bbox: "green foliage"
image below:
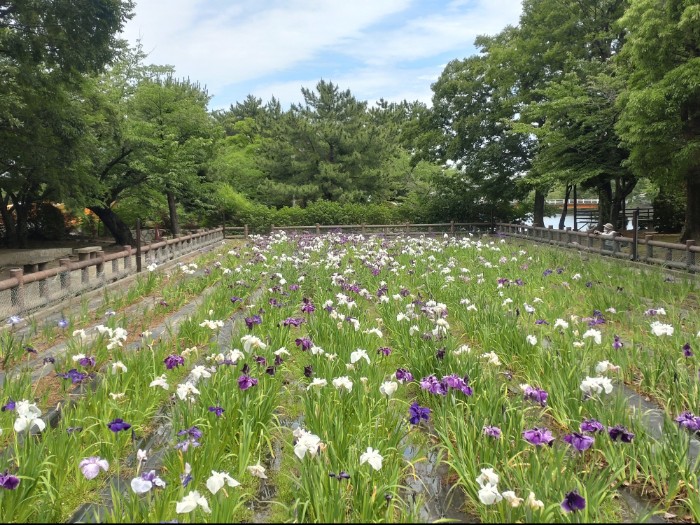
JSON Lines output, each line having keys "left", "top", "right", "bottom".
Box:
{"left": 653, "top": 186, "right": 685, "bottom": 233}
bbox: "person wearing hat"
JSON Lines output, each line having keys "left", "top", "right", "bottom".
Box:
{"left": 593, "top": 223, "right": 617, "bottom": 249}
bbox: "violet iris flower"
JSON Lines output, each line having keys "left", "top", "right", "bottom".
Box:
{"left": 295, "top": 337, "right": 312, "bottom": 351}
{"left": 377, "top": 347, "right": 392, "bottom": 357}
{"left": 0, "top": 470, "right": 20, "bottom": 490}
{"left": 283, "top": 317, "right": 305, "bottom": 327}
{"left": 245, "top": 315, "right": 262, "bottom": 329}
{"left": 608, "top": 425, "right": 634, "bottom": 443}
{"left": 442, "top": 374, "right": 473, "bottom": 396}
{"left": 1, "top": 399, "right": 15, "bottom": 412}
{"left": 43, "top": 356, "right": 55, "bottom": 364}
{"left": 57, "top": 369, "right": 89, "bottom": 384}
{"left": 483, "top": 426, "right": 501, "bottom": 438}
{"left": 254, "top": 355, "right": 267, "bottom": 366}
{"left": 580, "top": 418, "right": 605, "bottom": 433}
{"left": 522, "top": 427, "right": 555, "bottom": 446}
{"left": 78, "top": 356, "right": 96, "bottom": 368}
{"left": 238, "top": 374, "right": 258, "bottom": 390}
{"left": 178, "top": 426, "right": 203, "bottom": 440}
{"left": 107, "top": 418, "right": 131, "bottom": 433}
{"left": 675, "top": 411, "right": 700, "bottom": 431}
{"left": 408, "top": 402, "right": 431, "bottom": 425}
{"left": 613, "top": 335, "right": 623, "bottom": 350}
{"left": 561, "top": 490, "right": 586, "bottom": 512}
{"left": 395, "top": 368, "right": 413, "bottom": 383}
{"left": 58, "top": 318, "right": 69, "bottom": 329}
{"left": 683, "top": 343, "right": 693, "bottom": 358}
{"left": 301, "top": 298, "right": 315, "bottom": 313}
{"left": 419, "top": 375, "right": 447, "bottom": 396}
{"left": 164, "top": 354, "right": 184, "bottom": 369}
{"left": 303, "top": 365, "right": 314, "bottom": 378}
{"left": 230, "top": 296, "right": 242, "bottom": 304}
{"left": 25, "top": 346, "right": 37, "bottom": 354}
{"left": 563, "top": 432, "right": 595, "bottom": 452}
{"left": 523, "top": 386, "right": 548, "bottom": 407}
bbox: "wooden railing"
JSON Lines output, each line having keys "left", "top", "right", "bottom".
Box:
{"left": 0, "top": 228, "right": 224, "bottom": 319}
{"left": 269, "top": 222, "right": 492, "bottom": 236}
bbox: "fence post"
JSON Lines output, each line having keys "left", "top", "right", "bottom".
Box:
{"left": 315, "top": 223, "right": 320, "bottom": 235}
{"left": 687, "top": 240, "right": 696, "bottom": 273}
{"left": 450, "top": 220, "right": 455, "bottom": 234}
{"left": 9, "top": 268, "right": 24, "bottom": 310}
{"left": 136, "top": 219, "right": 142, "bottom": 273}
{"left": 244, "top": 224, "right": 249, "bottom": 239}
{"left": 59, "top": 258, "right": 72, "bottom": 290}
{"left": 565, "top": 227, "right": 571, "bottom": 245}
{"left": 645, "top": 234, "right": 654, "bottom": 262}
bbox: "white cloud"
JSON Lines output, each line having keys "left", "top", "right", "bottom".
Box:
{"left": 121, "top": 0, "right": 523, "bottom": 108}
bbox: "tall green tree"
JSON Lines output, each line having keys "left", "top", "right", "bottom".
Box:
{"left": 128, "top": 76, "right": 218, "bottom": 234}
{"left": 616, "top": 0, "right": 700, "bottom": 241}
{"left": 0, "top": 0, "right": 134, "bottom": 246}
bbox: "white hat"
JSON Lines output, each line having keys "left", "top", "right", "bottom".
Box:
{"left": 603, "top": 223, "right": 614, "bottom": 230}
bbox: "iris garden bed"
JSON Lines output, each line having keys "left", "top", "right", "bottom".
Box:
{"left": 0, "top": 232, "right": 699, "bottom": 523}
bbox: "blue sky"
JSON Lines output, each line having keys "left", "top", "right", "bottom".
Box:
{"left": 120, "top": 0, "right": 524, "bottom": 111}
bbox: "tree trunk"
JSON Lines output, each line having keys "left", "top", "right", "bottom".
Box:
{"left": 558, "top": 184, "right": 572, "bottom": 230}
{"left": 533, "top": 189, "right": 545, "bottom": 227}
{"left": 167, "top": 191, "right": 180, "bottom": 236}
{"left": 611, "top": 177, "right": 637, "bottom": 231}
{"left": 681, "top": 168, "right": 700, "bottom": 242}
{"left": 595, "top": 180, "right": 612, "bottom": 231}
{"left": 88, "top": 206, "right": 135, "bottom": 246}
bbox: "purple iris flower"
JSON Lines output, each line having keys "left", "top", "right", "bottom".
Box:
{"left": 295, "top": 337, "right": 312, "bottom": 351}
{"left": 289, "top": 284, "right": 300, "bottom": 291}
{"left": 377, "top": 347, "right": 392, "bottom": 357}
{"left": 274, "top": 355, "right": 284, "bottom": 366}
{"left": 175, "top": 438, "right": 200, "bottom": 452}
{"left": 613, "top": 335, "right": 623, "bottom": 350}
{"left": 682, "top": 343, "right": 693, "bottom": 358}
{"left": 442, "top": 374, "right": 473, "bottom": 396}
{"left": 556, "top": 267, "right": 564, "bottom": 274}
{"left": 395, "top": 368, "right": 413, "bottom": 383}
{"left": 1, "top": 399, "right": 15, "bottom": 412}
{"left": 230, "top": 296, "right": 242, "bottom": 304}
{"left": 497, "top": 277, "right": 510, "bottom": 285}
{"left": 561, "top": 490, "right": 586, "bottom": 512}
{"left": 523, "top": 386, "right": 548, "bottom": 407}
{"left": 78, "top": 356, "right": 96, "bottom": 368}
{"left": 245, "top": 315, "right": 262, "bottom": 330}
{"left": 522, "top": 427, "right": 555, "bottom": 446}
{"left": 164, "top": 354, "right": 185, "bottom": 369}
{"left": 67, "top": 426, "right": 83, "bottom": 434}
{"left": 436, "top": 348, "right": 446, "bottom": 360}
{"left": 563, "top": 432, "right": 595, "bottom": 452}
{"left": 674, "top": 411, "right": 700, "bottom": 431}
{"left": 301, "top": 298, "right": 315, "bottom": 313}
{"left": 608, "top": 425, "right": 634, "bottom": 443}
{"left": 408, "top": 402, "right": 431, "bottom": 425}
{"left": 535, "top": 319, "right": 549, "bottom": 325}
{"left": 57, "top": 369, "right": 89, "bottom": 384}
{"left": 265, "top": 366, "right": 276, "bottom": 376}
{"left": 283, "top": 317, "right": 305, "bottom": 327}
{"left": 515, "top": 278, "right": 524, "bottom": 286}
{"left": 0, "top": 470, "right": 20, "bottom": 490}
{"left": 580, "top": 418, "right": 605, "bottom": 433}
{"left": 107, "top": 418, "right": 131, "bottom": 433}
{"left": 254, "top": 355, "right": 267, "bottom": 367}
{"left": 177, "top": 425, "right": 204, "bottom": 439}
{"left": 181, "top": 471, "right": 192, "bottom": 487}
{"left": 399, "top": 288, "right": 410, "bottom": 297}
{"left": 58, "top": 318, "right": 69, "bottom": 329}
{"left": 238, "top": 374, "right": 258, "bottom": 391}
{"left": 543, "top": 269, "right": 553, "bottom": 276}
{"left": 209, "top": 406, "right": 225, "bottom": 417}
{"left": 43, "top": 356, "right": 56, "bottom": 364}
{"left": 483, "top": 425, "right": 501, "bottom": 438}
{"left": 269, "top": 298, "right": 282, "bottom": 308}
{"left": 25, "top": 346, "right": 37, "bottom": 354}
{"left": 419, "top": 375, "right": 447, "bottom": 396}
{"left": 304, "top": 365, "right": 314, "bottom": 378}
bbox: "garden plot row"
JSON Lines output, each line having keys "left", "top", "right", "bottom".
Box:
{"left": 0, "top": 232, "right": 699, "bottom": 523}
